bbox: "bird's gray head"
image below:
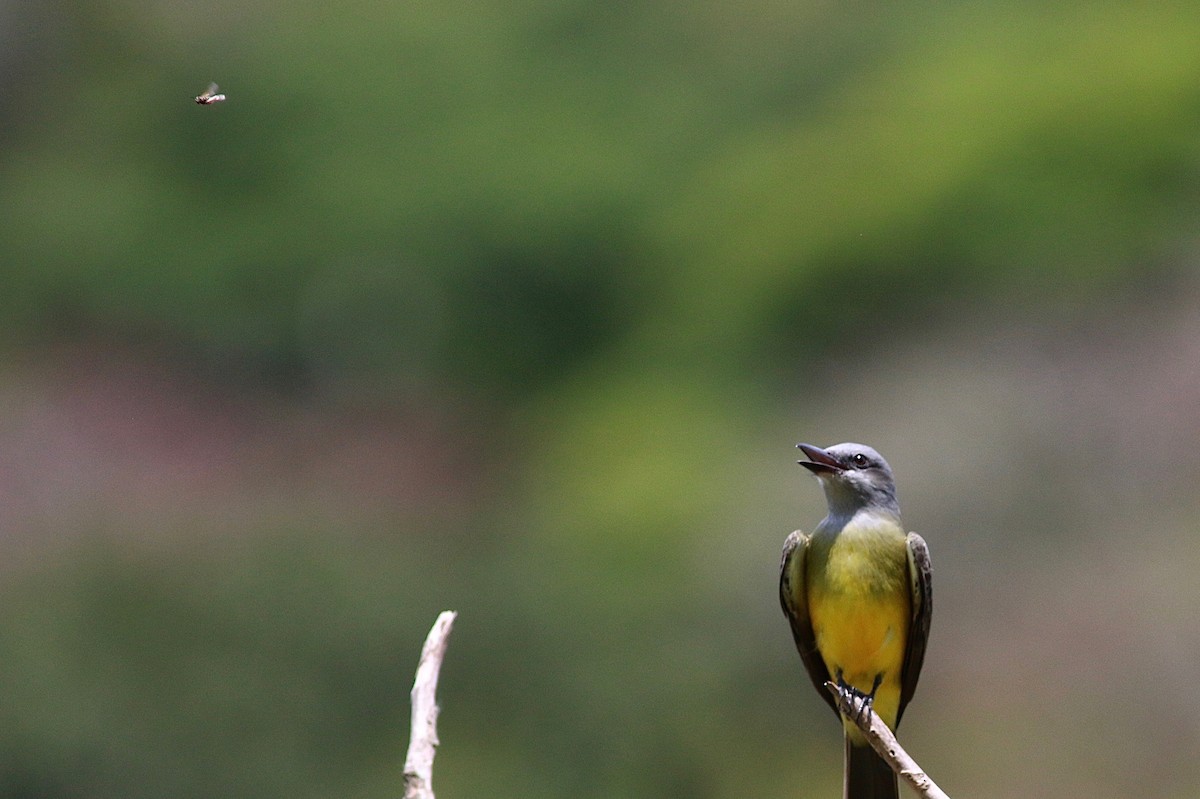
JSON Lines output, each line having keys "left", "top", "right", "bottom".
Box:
{"left": 797, "top": 442, "right": 899, "bottom": 517}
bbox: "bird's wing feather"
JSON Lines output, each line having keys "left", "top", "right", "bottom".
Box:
{"left": 897, "top": 531, "right": 932, "bottom": 724}
{"left": 779, "top": 530, "right": 838, "bottom": 717}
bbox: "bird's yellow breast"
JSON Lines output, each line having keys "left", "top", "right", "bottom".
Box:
{"left": 807, "top": 520, "right": 910, "bottom": 730}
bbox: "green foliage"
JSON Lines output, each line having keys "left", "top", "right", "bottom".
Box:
{"left": 5, "top": 2, "right": 1198, "bottom": 395}
{"left": 0, "top": 538, "right": 434, "bottom": 798}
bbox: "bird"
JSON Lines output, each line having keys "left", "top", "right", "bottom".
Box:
{"left": 779, "top": 443, "right": 931, "bottom": 799}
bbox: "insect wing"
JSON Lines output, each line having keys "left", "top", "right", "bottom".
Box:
{"left": 195, "top": 83, "right": 223, "bottom": 104}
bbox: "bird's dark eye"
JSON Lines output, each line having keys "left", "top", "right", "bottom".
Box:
{"left": 851, "top": 453, "right": 870, "bottom": 468}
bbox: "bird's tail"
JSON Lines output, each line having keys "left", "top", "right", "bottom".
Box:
{"left": 844, "top": 735, "right": 897, "bottom": 799}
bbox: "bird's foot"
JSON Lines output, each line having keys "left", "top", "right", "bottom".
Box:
{"left": 835, "top": 675, "right": 881, "bottom": 726}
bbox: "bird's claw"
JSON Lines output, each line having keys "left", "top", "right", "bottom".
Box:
{"left": 835, "top": 677, "right": 879, "bottom": 725}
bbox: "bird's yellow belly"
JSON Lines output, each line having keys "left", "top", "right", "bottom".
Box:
{"left": 809, "top": 589, "right": 909, "bottom": 731}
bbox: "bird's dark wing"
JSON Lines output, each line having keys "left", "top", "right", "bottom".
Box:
{"left": 897, "top": 532, "right": 932, "bottom": 725}
{"left": 779, "top": 530, "right": 837, "bottom": 718}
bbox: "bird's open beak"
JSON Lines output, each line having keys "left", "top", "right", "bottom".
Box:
{"left": 797, "top": 443, "right": 843, "bottom": 474}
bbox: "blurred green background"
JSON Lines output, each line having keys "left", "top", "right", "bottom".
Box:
{"left": 1, "top": 1, "right": 1200, "bottom": 797}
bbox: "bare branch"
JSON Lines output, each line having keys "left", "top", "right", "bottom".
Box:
{"left": 824, "top": 681, "right": 950, "bottom": 799}
{"left": 404, "top": 611, "right": 458, "bottom": 799}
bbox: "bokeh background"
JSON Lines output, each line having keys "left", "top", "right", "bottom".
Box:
{"left": 1, "top": 1, "right": 1200, "bottom": 797}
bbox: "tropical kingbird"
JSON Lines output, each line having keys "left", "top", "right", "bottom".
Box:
{"left": 779, "top": 443, "right": 931, "bottom": 799}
